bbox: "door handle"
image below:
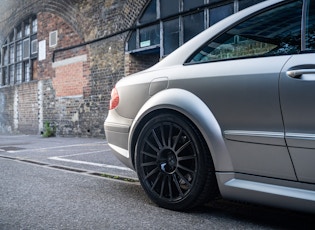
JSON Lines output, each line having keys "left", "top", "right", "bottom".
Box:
{"left": 287, "top": 69, "right": 315, "bottom": 79}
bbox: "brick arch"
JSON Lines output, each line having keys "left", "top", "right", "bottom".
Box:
{"left": 0, "top": 14, "right": 37, "bottom": 44}
{"left": 0, "top": 12, "right": 37, "bottom": 44}
{"left": 121, "top": 0, "right": 148, "bottom": 29}
{"left": 37, "top": 1, "right": 86, "bottom": 40}
{"left": 0, "top": 0, "right": 86, "bottom": 44}
{"left": 121, "top": 0, "right": 149, "bottom": 44}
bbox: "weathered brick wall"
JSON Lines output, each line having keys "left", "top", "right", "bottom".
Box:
{"left": 37, "top": 12, "right": 86, "bottom": 80}
{"left": 125, "top": 53, "right": 160, "bottom": 76}
{"left": 41, "top": 79, "right": 57, "bottom": 130}
{"left": 82, "top": 36, "right": 127, "bottom": 137}
{"left": 0, "top": 0, "right": 151, "bottom": 136}
{"left": 38, "top": 10, "right": 92, "bottom": 136}
{"left": 46, "top": 0, "right": 149, "bottom": 137}
{"left": 16, "top": 82, "right": 39, "bottom": 134}
{"left": 0, "top": 82, "right": 38, "bottom": 134}
{"left": 0, "top": 87, "right": 14, "bottom": 133}
{"left": 53, "top": 61, "right": 88, "bottom": 97}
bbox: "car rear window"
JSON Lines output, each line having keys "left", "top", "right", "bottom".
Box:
{"left": 187, "top": 0, "right": 303, "bottom": 64}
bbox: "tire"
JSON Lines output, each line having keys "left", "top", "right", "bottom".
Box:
{"left": 135, "top": 112, "right": 218, "bottom": 211}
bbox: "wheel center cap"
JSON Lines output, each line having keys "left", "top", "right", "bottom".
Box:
{"left": 167, "top": 155, "right": 176, "bottom": 166}
{"left": 159, "top": 150, "right": 177, "bottom": 174}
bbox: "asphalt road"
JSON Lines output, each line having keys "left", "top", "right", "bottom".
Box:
{"left": 0, "top": 135, "right": 314, "bottom": 229}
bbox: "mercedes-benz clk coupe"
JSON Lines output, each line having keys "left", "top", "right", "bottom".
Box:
{"left": 105, "top": 0, "right": 315, "bottom": 212}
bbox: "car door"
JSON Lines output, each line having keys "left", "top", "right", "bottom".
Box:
{"left": 280, "top": 0, "right": 315, "bottom": 183}
{"left": 185, "top": 0, "right": 304, "bottom": 180}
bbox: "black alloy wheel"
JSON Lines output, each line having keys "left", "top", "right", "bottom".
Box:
{"left": 135, "top": 113, "right": 217, "bottom": 211}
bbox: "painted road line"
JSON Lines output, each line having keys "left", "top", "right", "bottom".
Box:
{"left": 49, "top": 156, "right": 132, "bottom": 171}
{"left": 50, "top": 150, "right": 110, "bottom": 158}
{"left": 6, "top": 142, "right": 107, "bottom": 153}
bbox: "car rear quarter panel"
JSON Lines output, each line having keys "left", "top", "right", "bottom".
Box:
{"left": 129, "top": 88, "right": 234, "bottom": 172}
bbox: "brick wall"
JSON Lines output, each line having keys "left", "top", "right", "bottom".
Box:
{"left": 0, "top": 0, "right": 151, "bottom": 136}
{"left": 125, "top": 53, "right": 160, "bottom": 76}
{"left": 0, "top": 82, "right": 39, "bottom": 134}
{"left": 53, "top": 60, "right": 87, "bottom": 97}
{"left": 37, "top": 12, "right": 86, "bottom": 80}
{"left": 37, "top": 11, "right": 92, "bottom": 136}
{"left": 0, "top": 87, "right": 14, "bottom": 133}
{"left": 16, "top": 82, "right": 39, "bottom": 134}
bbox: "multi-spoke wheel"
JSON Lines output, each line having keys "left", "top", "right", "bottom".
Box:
{"left": 135, "top": 113, "right": 217, "bottom": 210}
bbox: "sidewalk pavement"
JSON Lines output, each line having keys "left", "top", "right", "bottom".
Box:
{"left": 0, "top": 134, "right": 138, "bottom": 181}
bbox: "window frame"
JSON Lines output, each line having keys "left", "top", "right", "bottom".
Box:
{"left": 127, "top": 0, "right": 234, "bottom": 57}
{"left": 126, "top": 0, "right": 266, "bottom": 58}
{"left": 0, "top": 15, "right": 37, "bottom": 86}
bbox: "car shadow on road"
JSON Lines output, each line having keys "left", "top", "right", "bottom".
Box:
{"left": 113, "top": 181, "right": 315, "bottom": 229}
{"left": 191, "top": 199, "right": 315, "bottom": 229}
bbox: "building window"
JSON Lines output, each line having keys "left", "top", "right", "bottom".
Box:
{"left": 23, "top": 39, "right": 30, "bottom": 59}
{"left": 9, "top": 65, "right": 14, "bottom": 85}
{"left": 163, "top": 18, "right": 180, "bottom": 55}
{"left": 0, "top": 15, "right": 37, "bottom": 86}
{"left": 139, "top": 0, "right": 157, "bottom": 24}
{"left": 17, "top": 26, "right": 22, "bottom": 40}
{"left": 140, "top": 25, "right": 160, "bottom": 48}
{"left": 24, "top": 22, "right": 30, "bottom": 36}
{"left": 239, "top": 0, "right": 266, "bottom": 11}
{"left": 16, "top": 42, "right": 22, "bottom": 61}
{"left": 9, "top": 45, "right": 14, "bottom": 64}
{"left": 209, "top": 3, "right": 234, "bottom": 26}
{"left": 126, "top": 0, "right": 265, "bottom": 58}
{"left": 3, "top": 47, "right": 8, "bottom": 65}
{"left": 32, "top": 18, "right": 38, "bottom": 33}
{"left": 183, "top": 12, "right": 204, "bottom": 43}
{"left": 24, "top": 62, "right": 30, "bottom": 82}
{"left": 16, "top": 63, "right": 22, "bottom": 84}
{"left": 31, "top": 39, "right": 38, "bottom": 54}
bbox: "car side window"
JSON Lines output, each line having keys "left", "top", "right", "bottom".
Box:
{"left": 187, "top": 1, "right": 303, "bottom": 64}
{"left": 306, "top": 0, "right": 315, "bottom": 50}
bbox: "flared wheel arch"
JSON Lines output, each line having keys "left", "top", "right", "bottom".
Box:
{"left": 131, "top": 109, "right": 208, "bottom": 166}
{"left": 128, "top": 89, "right": 234, "bottom": 173}
{"left": 133, "top": 110, "right": 220, "bottom": 210}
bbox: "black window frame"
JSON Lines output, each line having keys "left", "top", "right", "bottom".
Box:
{"left": 126, "top": 0, "right": 266, "bottom": 58}
{"left": 0, "top": 15, "right": 37, "bottom": 86}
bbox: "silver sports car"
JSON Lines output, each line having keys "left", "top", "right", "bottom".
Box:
{"left": 105, "top": 0, "right": 315, "bottom": 212}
